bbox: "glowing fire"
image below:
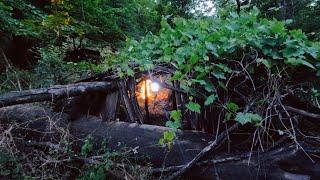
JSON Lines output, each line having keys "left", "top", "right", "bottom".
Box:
{"left": 140, "top": 80, "right": 160, "bottom": 99}
{"left": 136, "top": 77, "right": 171, "bottom": 115}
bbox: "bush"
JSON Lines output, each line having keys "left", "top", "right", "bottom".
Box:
{"left": 116, "top": 8, "right": 320, "bottom": 134}
{"left": 34, "top": 45, "right": 96, "bottom": 87}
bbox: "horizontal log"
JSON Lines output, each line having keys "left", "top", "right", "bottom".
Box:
{"left": 1, "top": 105, "right": 319, "bottom": 179}
{"left": 0, "top": 81, "right": 117, "bottom": 108}
{"left": 0, "top": 105, "right": 211, "bottom": 167}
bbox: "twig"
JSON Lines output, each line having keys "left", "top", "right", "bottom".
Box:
{"left": 285, "top": 106, "right": 320, "bottom": 119}
{"left": 151, "top": 155, "right": 242, "bottom": 174}
{"left": 166, "top": 122, "right": 240, "bottom": 180}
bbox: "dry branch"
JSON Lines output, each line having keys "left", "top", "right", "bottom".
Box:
{"left": 0, "top": 81, "right": 117, "bottom": 108}
{"left": 167, "top": 122, "right": 240, "bottom": 180}
{"left": 285, "top": 106, "right": 320, "bottom": 119}
{"left": 151, "top": 144, "right": 297, "bottom": 174}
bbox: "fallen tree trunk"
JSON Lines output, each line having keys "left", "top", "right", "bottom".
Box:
{"left": 0, "top": 105, "right": 212, "bottom": 167}
{"left": 0, "top": 105, "right": 319, "bottom": 179}
{"left": 0, "top": 81, "right": 117, "bottom": 108}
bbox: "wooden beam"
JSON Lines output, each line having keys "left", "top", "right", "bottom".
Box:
{"left": 118, "top": 80, "right": 136, "bottom": 122}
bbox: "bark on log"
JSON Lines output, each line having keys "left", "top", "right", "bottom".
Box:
{"left": 100, "top": 91, "right": 119, "bottom": 121}
{"left": 128, "top": 77, "right": 144, "bottom": 123}
{"left": 0, "top": 105, "right": 212, "bottom": 167}
{"left": 0, "top": 105, "right": 319, "bottom": 179}
{"left": 0, "top": 82, "right": 117, "bottom": 108}
{"left": 118, "top": 80, "right": 136, "bottom": 122}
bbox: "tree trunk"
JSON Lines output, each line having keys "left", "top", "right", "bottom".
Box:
{"left": 0, "top": 105, "right": 212, "bottom": 167}
{"left": 0, "top": 81, "right": 117, "bottom": 108}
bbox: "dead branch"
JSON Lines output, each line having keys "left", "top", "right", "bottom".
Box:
{"left": 151, "top": 154, "right": 242, "bottom": 174}
{"left": 152, "top": 144, "right": 297, "bottom": 174}
{"left": 285, "top": 106, "right": 320, "bottom": 119}
{"left": 167, "top": 122, "right": 240, "bottom": 180}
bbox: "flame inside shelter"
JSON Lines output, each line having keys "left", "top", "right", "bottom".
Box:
{"left": 136, "top": 77, "right": 172, "bottom": 119}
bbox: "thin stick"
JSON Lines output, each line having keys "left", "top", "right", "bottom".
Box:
{"left": 167, "top": 122, "right": 240, "bottom": 180}
{"left": 285, "top": 106, "right": 320, "bottom": 119}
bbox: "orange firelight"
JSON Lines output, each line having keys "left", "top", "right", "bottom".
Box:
{"left": 136, "top": 77, "right": 171, "bottom": 115}
{"left": 140, "top": 80, "right": 160, "bottom": 99}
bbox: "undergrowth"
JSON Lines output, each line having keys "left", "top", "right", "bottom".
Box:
{"left": 0, "top": 121, "right": 150, "bottom": 179}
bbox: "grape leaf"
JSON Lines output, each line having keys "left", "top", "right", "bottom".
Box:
{"left": 186, "top": 102, "right": 201, "bottom": 113}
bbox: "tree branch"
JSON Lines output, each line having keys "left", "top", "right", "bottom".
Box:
{"left": 285, "top": 106, "right": 320, "bottom": 119}
{"left": 166, "top": 122, "right": 240, "bottom": 180}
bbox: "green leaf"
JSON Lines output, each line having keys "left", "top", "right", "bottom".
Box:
{"left": 193, "top": 79, "right": 215, "bottom": 93}
{"left": 204, "top": 82, "right": 215, "bottom": 92}
{"left": 224, "top": 112, "right": 232, "bottom": 121}
{"left": 165, "top": 121, "right": 174, "bottom": 128}
{"left": 290, "top": 29, "right": 306, "bottom": 40}
{"left": 235, "top": 112, "right": 262, "bottom": 125}
{"left": 212, "top": 70, "right": 226, "bottom": 79}
{"left": 170, "top": 110, "right": 182, "bottom": 122}
{"left": 285, "top": 58, "right": 315, "bottom": 69}
{"left": 282, "top": 46, "right": 304, "bottom": 58}
{"left": 205, "top": 94, "right": 217, "bottom": 106}
{"left": 226, "top": 102, "right": 239, "bottom": 112}
{"left": 171, "top": 71, "right": 183, "bottom": 80}
{"left": 215, "top": 64, "right": 232, "bottom": 73}
{"left": 190, "top": 54, "right": 199, "bottom": 64}
{"left": 218, "top": 81, "right": 228, "bottom": 91}
{"left": 164, "top": 131, "right": 175, "bottom": 141}
{"left": 126, "top": 68, "right": 134, "bottom": 76}
{"left": 186, "top": 102, "right": 201, "bottom": 113}
{"left": 257, "top": 58, "right": 272, "bottom": 69}
{"left": 270, "top": 21, "right": 285, "bottom": 34}
{"left": 205, "top": 42, "right": 218, "bottom": 57}
{"left": 159, "top": 138, "right": 164, "bottom": 145}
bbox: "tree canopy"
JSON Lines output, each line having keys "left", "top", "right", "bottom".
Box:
{"left": 0, "top": 1, "right": 320, "bottom": 179}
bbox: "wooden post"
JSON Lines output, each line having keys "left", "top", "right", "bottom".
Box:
{"left": 118, "top": 80, "right": 135, "bottom": 122}
{"left": 128, "top": 77, "right": 144, "bottom": 123}
{"left": 100, "top": 90, "right": 119, "bottom": 121}
{"left": 144, "top": 79, "right": 150, "bottom": 123}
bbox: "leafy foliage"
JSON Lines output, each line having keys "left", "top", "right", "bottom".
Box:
{"left": 235, "top": 112, "right": 262, "bottom": 125}
{"left": 0, "top": 151, "right": 23, "bottom": 178}
{"left": 250, "top": 0, "right": 320, "bottom": 37}
{"left": 117, "top": 7, "right": 319, "bottom": 125}
{"left": 186, "top": 101, "right": 201, "bottom": 113}
{"left": 34, "top": 45, "right": 96, "bottom": 87}
{"left": 81, "top": 135, "right": 94, "bottom": 157}
{"left": 159, "top": 110, "right": 182, "bottom": 149}
{"left": 0, "top": 0, "right": 162, "bottom": 47}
